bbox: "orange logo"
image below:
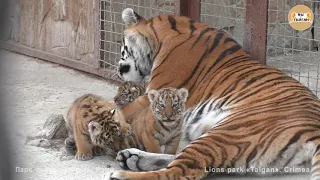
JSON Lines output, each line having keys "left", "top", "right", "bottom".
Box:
{"left": 288, "top": 5, "right": 314, "bottom": 31}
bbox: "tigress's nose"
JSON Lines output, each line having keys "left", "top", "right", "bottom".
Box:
{"left": 119, "top": 64, "right": 130, "bottom": 75}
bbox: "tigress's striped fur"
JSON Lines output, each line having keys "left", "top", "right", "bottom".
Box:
{"left": 64, "top": 94, "right": 131, "bottom": 160}
{"left": 108, "top": 8, "right": 320, "bottom": 180}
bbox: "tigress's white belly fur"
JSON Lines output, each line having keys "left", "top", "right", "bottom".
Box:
{"left": 177, "top": 100, "right": 230, "bottom": 152}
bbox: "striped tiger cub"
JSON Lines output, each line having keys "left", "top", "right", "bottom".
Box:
{"left": 113, "top": 81, "right": 145, "bottom": 108}
{"left": 92, "top": 82, "right": 189, "bottom": 155}
{"left": 146, "top": 87, "right": 188, "bottom": 154}
{"left": 106, "top": 8, "right": 320, "bottom": 180}
{"left": 64, "top": 94, "right": 132, "bottom": 161}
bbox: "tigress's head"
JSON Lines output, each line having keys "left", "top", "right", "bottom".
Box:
{"left": 118, "top": 8, "right": 154, "bottom": 84}
{"left": 148, "top": 88, "right": 189, "bottom": 126}
{"left": 88, "top": 109, "right": 121, "bottom": 151}
{"left": 114, "top": 81, "right": 146, "bottom": 108}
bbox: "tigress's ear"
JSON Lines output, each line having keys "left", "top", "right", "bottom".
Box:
{"left": 178, "top": 88, "right": 189, "bottom": 103}
{"left": 122, "top": 8, "right": 143, "bottom": 26}
{"left": 147, "top": 89, "right": 159, "bottom": 103}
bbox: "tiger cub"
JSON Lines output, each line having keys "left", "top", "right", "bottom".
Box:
{"left": 112, "top": 82, "right": 189, "bottom": 154}
{"left": 146, "top": 87, "right": 188, "bottom": 154}
{"left": 65, "top": 94, "right": 132, "bottom": 161}
{"left": 113, "top": 81, "right": 145, "bottom": 108}
{"left": 90, "top": 82, "right": 188, "bottom": 154}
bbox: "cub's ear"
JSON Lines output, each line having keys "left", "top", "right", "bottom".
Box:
{"left": 131, "top": 87, "right": 138, "bottom": 92}
{"left": 110, "top": 109, "right": 116, "bottom": 116}
{"left": 122, "top": 8, "right": 144, "bottom": 26}
{"left": 178, "top": 88, "right": 189, "bottom": 102}
{"left": 147, "top": 89, "right": 159, "bottom": 103}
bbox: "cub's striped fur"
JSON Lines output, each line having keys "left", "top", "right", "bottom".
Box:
{"left": 106, "top": 8, "right": 320, "bottom": 180}
{"left": 96, "top": 82, "right": 188, "bottom": 155}
{"left": 147, "top": 87, "right": 188, "bottom": 154}
{"left": 64, "top": 94, "right": 131, "bottom": 160}
{"left": 114, "top": 81, "right": 145, "bottom": 108}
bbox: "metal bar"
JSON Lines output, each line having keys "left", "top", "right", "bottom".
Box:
{"left": 0, "top": 41, "right": 122, "bottom": 85}
{"left": 174, "top": 0, "right": 188, "bottom": 16}
{"left": 188, "top": 0, "right": 200, "bottom": 22}
{"left": 174, "top": 0, "right": 200, "bottom": 21}
{"left": 243, "top": 0, "right": 268, "bottom": 65}
{"left": 93, "top": 0, "right": 100, "bottom": 69}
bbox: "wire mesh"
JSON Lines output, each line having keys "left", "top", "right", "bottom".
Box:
{"left": 267, "top": 0, "right": 320, "bottom": 96}
{"left": 200, "top": 0, "right": 246, "bottom": 45}
{"left": 99, "top": 0, "right": 174, "bottom": 74}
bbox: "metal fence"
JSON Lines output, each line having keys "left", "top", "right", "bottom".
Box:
{"left": 266, "top": 0, "right": 320, "bottom": 96}
{"left": 200, "top": 0, "right": 246, "bottom": 45}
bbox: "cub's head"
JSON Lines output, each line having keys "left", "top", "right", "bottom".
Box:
{"left": 88, "top": 109, "right": 121, "bottom": 151}
{"left": 114, "top": 81, "right": 146, "bottom": 108}
{"left": 118, "top": 8, "right": 154, "bottom": 83}
{"left": 148, "top": 88, "right": 189, "bottom": 125}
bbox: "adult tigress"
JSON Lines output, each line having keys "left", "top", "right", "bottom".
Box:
{"left": 107, "top": 8, "right": 320, "bottom": 180}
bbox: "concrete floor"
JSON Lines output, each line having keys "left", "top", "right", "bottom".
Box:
{"left": 0, "top": 50, "right": 310, "bottom": 180}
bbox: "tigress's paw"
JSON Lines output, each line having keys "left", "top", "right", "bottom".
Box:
{"left": 116, "top": 148, "right": 176, "bottom": 171}
{"left": 75, "top": 151, "right": 93, "bottom": 161}
{"left": 116, "top": 148, "right": 158, "bottom": 171}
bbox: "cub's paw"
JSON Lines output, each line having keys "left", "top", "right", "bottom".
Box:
{"left": 92, "top": 146, "right": 106, "bottom": 156}
{"left": 75, "top": 151, "right": 93, "bottom": 161}
{"left": 64, "top": 137, "right": 76, "bottom": 155}
{"left": 121, "top": 125, "right": 133, "bottom": 137}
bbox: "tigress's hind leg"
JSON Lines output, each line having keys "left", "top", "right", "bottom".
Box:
{"left": 116, "top": 148, "right": 176, "bottom": 171}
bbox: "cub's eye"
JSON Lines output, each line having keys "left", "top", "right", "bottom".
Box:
{"left": 173, "top": 103, "right": 179, "bottom": 108}
{"left": 157, "top": 103, "right": 164, "bottom": 109}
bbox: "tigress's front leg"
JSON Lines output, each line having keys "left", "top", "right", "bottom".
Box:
{"left": 107, "top": 131, "right": 230, "bottom": 180}
{"left": 106, "top": 167, "right": 207, "bottom": 180}
{"left": 116, "top": 148, "right": 176, "bottom": 171}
